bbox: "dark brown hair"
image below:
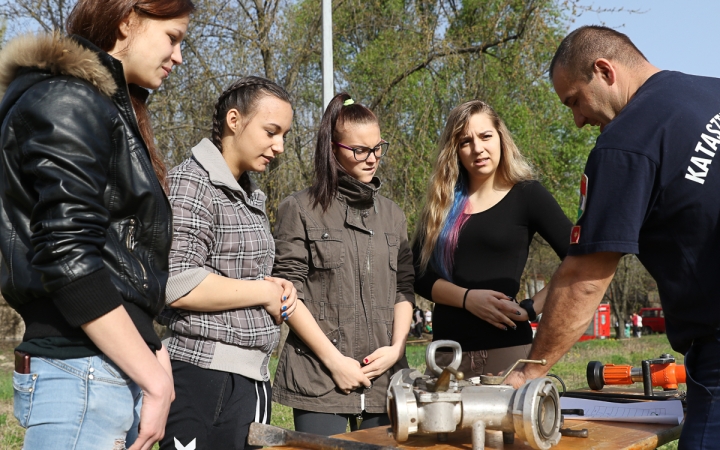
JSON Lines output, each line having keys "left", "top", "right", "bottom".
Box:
{"left": 66, "top": 0, "right": 196, "bottom": 189}
{"left": 549, "top": 25, "right": 647, "bottom": 82}
{"left": 210, "top": 76, "right": 292, "bottom": 191}
{"left": 310, "top": 92, "right": 378, "bottom": 211}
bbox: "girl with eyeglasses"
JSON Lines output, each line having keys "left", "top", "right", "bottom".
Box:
{"left": 413, "top": 100, "right": 572, "bottom": 378}
{"left": 271, "top": 92, "right": 414, "bottom": 435}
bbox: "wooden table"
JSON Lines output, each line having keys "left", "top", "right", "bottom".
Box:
{"left": 279, "top": 387, "right": 683, "bottom": 449}
{"left": 327, "top": 419, "right": 682, "bottom": 450}
{"left": 276, "top": 416, "right": 681, "bottom": 449}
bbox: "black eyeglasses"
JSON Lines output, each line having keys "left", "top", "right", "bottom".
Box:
{"left": 333, "top": 140, "right": 389, "bottom": 161}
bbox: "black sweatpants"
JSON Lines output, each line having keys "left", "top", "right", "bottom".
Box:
{"left": 160, "top": 360, "right": 271, "bottom": 450}
{"left": 293, "top": 409, "right": 390, "bottom": 436}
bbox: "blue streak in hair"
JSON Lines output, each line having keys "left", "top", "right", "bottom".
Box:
{"left": 431, "top": 172, "right": 469, "bottom": 282}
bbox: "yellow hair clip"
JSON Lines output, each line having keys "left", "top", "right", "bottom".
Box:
{"left": 343, "top": 98, "right": 355, "bottom": 106}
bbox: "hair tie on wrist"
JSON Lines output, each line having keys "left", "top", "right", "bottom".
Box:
{"left": 462, "top": 289, "right": 471, "bottom": 310}
{"left": 343, "top": 98, "right": 355, "bottom": 106}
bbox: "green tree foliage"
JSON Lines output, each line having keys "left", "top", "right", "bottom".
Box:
{"left": 0, "top": 0, "right": 595, "bottom": 225}
{"left": 1, "top": 1, "right": 657, "bottom": 319}
{"left": 325, "top": 0, "right": 598, "bottom": 229}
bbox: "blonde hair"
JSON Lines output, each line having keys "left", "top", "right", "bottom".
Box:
{"left": 414, "top": 100, "right": 534, "bottom": 276}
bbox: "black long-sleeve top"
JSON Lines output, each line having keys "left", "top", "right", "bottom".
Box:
{"left": 413, "top": 181, "right": 572, "bottom": 351}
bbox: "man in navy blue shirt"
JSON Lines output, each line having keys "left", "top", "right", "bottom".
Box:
{"left": 506, "top": 25, "right": 720, "bottom": 449}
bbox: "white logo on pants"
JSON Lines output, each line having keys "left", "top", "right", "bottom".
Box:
{"left": 174, "top": 437, "right": 196, "bottom": 450}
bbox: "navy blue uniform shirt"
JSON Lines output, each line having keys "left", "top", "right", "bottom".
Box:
{"left": 568, "top": 71, "right": 720, "bottom": 353}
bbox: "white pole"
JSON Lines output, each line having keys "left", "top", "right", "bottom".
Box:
{"left": 322, "top": 0, "right": 333, "bottom": 110}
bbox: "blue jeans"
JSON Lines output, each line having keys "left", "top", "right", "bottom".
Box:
{"left": 13, "top": 355, "right": 142, "bottom": 450}
{"left": 680, "top": 331, "right": 720, "bottom": 449}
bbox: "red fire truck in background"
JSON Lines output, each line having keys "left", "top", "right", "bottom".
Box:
{"left": 531, "top": 303, "right": 611, "bottom": 341}
{"left": 639, "top": 307, "right": 665, "bottom": 334}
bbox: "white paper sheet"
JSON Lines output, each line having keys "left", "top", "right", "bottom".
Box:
{"left": 560, "top": 397, "right": 684, "bottom": 425}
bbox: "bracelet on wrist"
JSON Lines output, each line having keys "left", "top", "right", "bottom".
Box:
{"left": 462, "top": 289, "right": 471, "bottom": 310}
{"left": 519, "top": 298, "right": 537, "bottom": 322}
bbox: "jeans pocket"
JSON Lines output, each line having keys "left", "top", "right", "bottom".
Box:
{"left": 99, "top": 356, "right": 131, "bottom": 384}
{"left": 13, "top": 371, "right": 37, "bottom": 428}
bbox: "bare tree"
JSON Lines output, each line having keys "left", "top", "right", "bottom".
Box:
{"left": 604, "top": 254, "right": 656, "bottom": 339}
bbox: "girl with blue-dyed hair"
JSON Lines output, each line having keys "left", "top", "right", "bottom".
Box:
{"left": 413, "top": 100, "right": 572, "bottom": 377}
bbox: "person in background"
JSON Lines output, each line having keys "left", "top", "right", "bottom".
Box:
{"left": 414, "top": 307, "right": 425, "bottom": 338}
{"left": 413, "top": 100, "right": 572, "bottom": 377}
{"left": 632, "top": 312, "right": 642, "bottom": 338}
{"left": 157, "top": 77, "right": 296, "bottom": 450}
{"left": 0, "top": 1, "right": 194, "bottom": 448}
{"left": 424, "top": 308, "right": 433, "bottom": 334}
{"left": 272, "top": 92, "right": 414, "bottom": 436}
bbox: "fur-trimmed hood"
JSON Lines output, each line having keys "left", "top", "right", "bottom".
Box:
{"left": 0, "top": 33, "right": 117, "bottom": 102}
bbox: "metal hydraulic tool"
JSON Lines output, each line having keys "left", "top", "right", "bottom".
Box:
{"left": 386, "top": 340, "right": 563, "bottom": 450}
{"left": 585, "top": 353, "right": 686, "bottom": 399}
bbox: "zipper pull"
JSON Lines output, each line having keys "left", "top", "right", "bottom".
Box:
{"left": 360, "top": 392, "right": 365, "bottom": 412}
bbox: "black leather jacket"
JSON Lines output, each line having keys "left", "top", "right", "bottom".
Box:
{"left": 0, "top": 34, "right": 171, "bottom": 353}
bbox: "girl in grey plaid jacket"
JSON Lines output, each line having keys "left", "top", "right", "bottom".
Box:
{"left": 157, "top": 77, "right": 298, "bottom": 450}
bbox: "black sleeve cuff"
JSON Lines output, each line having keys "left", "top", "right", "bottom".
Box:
{"left": 520, "top": 298, "right": 537, "bottom": 322}
{"left": 52, "top": 269, "right": 124, "bottom": 327}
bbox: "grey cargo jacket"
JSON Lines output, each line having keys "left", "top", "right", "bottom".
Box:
{"left": 272, "top": 175, "right": 415, "bottom": 414}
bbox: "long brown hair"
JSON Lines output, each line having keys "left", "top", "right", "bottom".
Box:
{"left": 414, "top": 100, "right": 533, "bottom": 276}
{"left": 310, "top": 92, "right": 378, "bottom": 211}
{"left": 66, "top": 0, "right": 195, "bottom": 188}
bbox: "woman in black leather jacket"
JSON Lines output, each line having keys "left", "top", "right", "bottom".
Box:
{"left": 0, "top": 1, "right": 193, "bottom": 448}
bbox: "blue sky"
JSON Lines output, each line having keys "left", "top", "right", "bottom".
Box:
{"left": 570, "top": 1, "right": 720, "bottom": 78}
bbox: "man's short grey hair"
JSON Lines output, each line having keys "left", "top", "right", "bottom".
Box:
{"left": 550, "top": 25, "right": 648, "bottom": 82}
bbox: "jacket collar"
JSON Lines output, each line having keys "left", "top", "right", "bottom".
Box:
{"left": 191, "top": 138, "right": 264, "bottom": 203}
{"left": 337, "top": 174, "right": 380, "bottom": 209}
{"left": 70, "top": 35, "right": 148, "bottom": 141}
{"left": 0, "top": 33, "right": 118, "bottom": 101}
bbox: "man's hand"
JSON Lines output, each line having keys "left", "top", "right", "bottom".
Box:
{"left": 504, "top": 370, "right": 528, "bottom": 389}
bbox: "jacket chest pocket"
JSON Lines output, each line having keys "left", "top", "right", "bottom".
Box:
{"left": 308, "top": 228, "right": 344, "bottom": 269}
{"left": 385, "top": 232, "right": 399, "bottom": 271}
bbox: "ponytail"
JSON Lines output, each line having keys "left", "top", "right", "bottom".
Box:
{"left": 310, "top": 92, "right": 377, "bottom": 211}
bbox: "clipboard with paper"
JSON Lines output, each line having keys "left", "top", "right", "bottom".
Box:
{"left": 561, "top": 396, "right": 684, "bottom": 425}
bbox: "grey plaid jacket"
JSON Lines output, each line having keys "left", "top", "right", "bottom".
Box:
{"left": 157, "top": 138, "right": 279, "bottom": 381}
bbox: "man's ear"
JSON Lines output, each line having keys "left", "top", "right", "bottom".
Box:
{"left": 593, "top": 58, "right": 617, "bottom": 86}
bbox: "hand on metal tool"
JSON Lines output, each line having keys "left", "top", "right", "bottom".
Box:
{"left": 504, "top": 370, "right": 528, "bottom": 389}
{"left": 464, "top": 290, "right": 526, "bottom": 330}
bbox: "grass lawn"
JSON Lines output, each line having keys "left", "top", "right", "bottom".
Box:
{"left": 0, "top": 335, "right": 682, "bottom": 449}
